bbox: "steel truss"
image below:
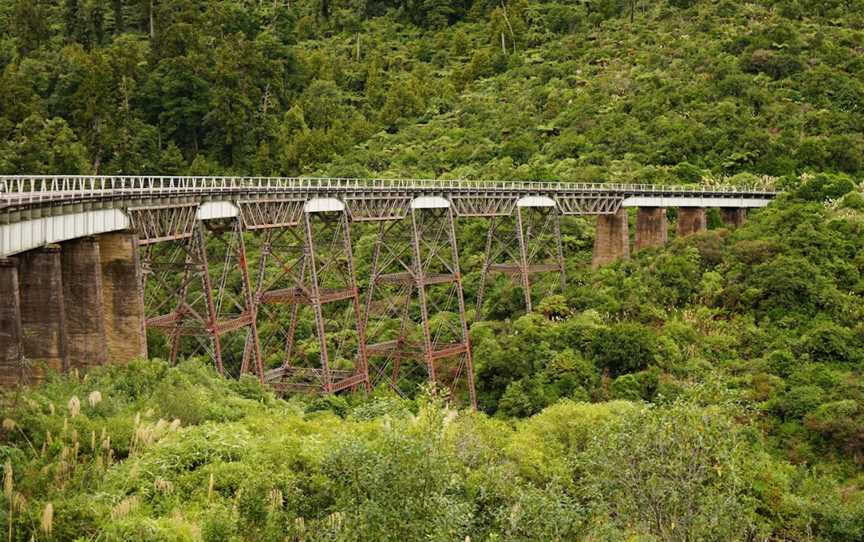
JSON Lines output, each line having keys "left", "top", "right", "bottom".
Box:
{"left": 363, "top": 204, "right": 476, "bottom": 409}
{"left": 256, "top": 208, "right": 370, "bottom": 395}
{"left": 141, "top": 218, "right": 264, "bottom": 381}
{"left": 128, "top": 204, "right": 198, "bottom": 244}
{"left": 476, "top": 205, "right": 566, "bottom": 316}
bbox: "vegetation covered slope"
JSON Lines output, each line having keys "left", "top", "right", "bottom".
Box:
{"left": 0, "top": 0, "right": 863, "bottom": 181}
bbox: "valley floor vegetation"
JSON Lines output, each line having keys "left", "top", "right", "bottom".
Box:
{"left": 0, "top": 355, "right": 861, "bottom": 541}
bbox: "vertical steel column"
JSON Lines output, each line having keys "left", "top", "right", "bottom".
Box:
{"left": 410, "top": 207, "right": 437, "bottom": 384}
{"left": 341, "top": 211, "right": 371, "bottom": 392}
{"left": 195, "top": 225, "right": 225, "bottom": 376}
{"left": 235, "top": 220, "right": 264, "bottom": 383}
{"left": 553, "top": 207, "right": 567, "bottom": 292}
{"left": 362, "top": 221, "right": 386, "bottom": 332}
{"left": 391, "top": 297, "right": 412, "bottom": 387}
{"left": 445, "top": 206, "right": 477, "bottom": 410}
{"left": 514, "top": 207, "right": 533, "bottom": 313}
{"left": 475, "top": 216, "right": 497, "bottom": 317}
{"left": 241, "top": 230, "right": 271, "bottom": 375}
{"left": 302, "top": 212, "right": 333, "bottom": 393}
{"left": 168, "top": 252, "right": 192, "bottom": 366}
{"left": 281, "top": 261, "right": 305, "bottom": 368}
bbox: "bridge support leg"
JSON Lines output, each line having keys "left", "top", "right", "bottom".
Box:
{"left": 364, "top": 203, "right": 476, "bottom": 409}
{"left": 676, "top": 207, "right": 707, "bottom": 237}
{"left": 634, "top": 207, "right": 668, "bottom": 252}
{"left": 475, "top": 206, "right": 567, "bottom": 317}
{"left": 265, "top": 209, "right": 369, "bottom": 394}
{"left": 474, "top": 216, "right": 499, "bottom": 318}
{"left": 61, "top": 237, "right": 108, "bottom": 370}
{"left": 18, "top": 246, "right": 68, "bottom": 382}
{"left": 592, "top": 208, "right": 630, "bottom": 269}
{"left": 0, "top": 259, "right": 23, "bottom": 386}
{"left": 443, "top": 207, "right": 477, "bottom": 409}
{"left": 235, "top": 222, "right": 264, "bottom": 382}
{"left": 721, "top": 208, "right": 747, "bottom": 228}
{"left": 341, "top": 211, "right": 371, "bottom": 394}
{"left": 514, "top": 207, "right": 533, "bottom": 312}
{"left": 144, "top": 220, "right": 263, "bottom": 379}
{"left": 409, "top": 205, "right": 475, "bottom": 408}
{"left": 98, "top": 232, "right": 147, "bottom": 364}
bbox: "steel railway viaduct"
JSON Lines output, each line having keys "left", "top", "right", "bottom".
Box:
{"left": 0, "top": 176, "right": 777, "bottom": 408}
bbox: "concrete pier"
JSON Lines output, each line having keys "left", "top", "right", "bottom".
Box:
{"left": 592, "top": 208, "right": 630, "bottom": 268}
{"left": 98, "top": 232, "right": 147, "bottom": 363}
{"left": 0, "top": 259, "right": 23, "bottom": 386}
{"left": 18, "top": 246, "right": 68, "bottom": 381}
{"left": 634, "top": 207, "right": 668, "bottom": 252}
{"left": 721, "top": 208, "right": 747, "bottom": 228}
{"left": 676, "top": 208, "right": 707, "bottom": 237}
{"left": 61, "top": 237, "right": 108, "bottom": 370}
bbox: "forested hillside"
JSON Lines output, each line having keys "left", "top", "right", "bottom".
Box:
{"left": 3, "top": 1, "right": 864, "bottom": 540}
{"left": 1, "top": 0, "right": 863, "bottom": 181}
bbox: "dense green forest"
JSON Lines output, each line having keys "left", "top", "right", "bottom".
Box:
{"left": 3, "top": 0, "right": 864, "bottom": 540}
{"left": 1, "top": 0, "right": 864, "bottom": 180}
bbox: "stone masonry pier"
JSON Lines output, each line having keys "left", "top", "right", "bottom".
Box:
{"left": 0, "top": 232, "right": 146, "bottom": 386}
{"left": 592, "top": 204, "right": 749, "bottom": 268}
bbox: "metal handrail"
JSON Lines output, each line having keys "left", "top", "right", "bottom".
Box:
{"left": 0, "top": 175, "right": 781, "bottom": 205}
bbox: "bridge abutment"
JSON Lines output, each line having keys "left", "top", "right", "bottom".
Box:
{"left": 592, "top": 208, "right": 630, "bottom": 268}
{"left": 634, "top": 207, "right": 668, "bottom": 251}
{"left": 0, "top": 259, "right": 23, "bottom": 386}
{"left": 61, "top": 237, "right": 108, "bottom": 370}
{"left": 18, "top": 246, "right": 68, "bottom": 382}
{"left": 98, "top": 232, "right": 147, "bottom": 364}
{"left": 676, "top": 207, "right": 707, "bottom": 237}
{"left": 721, "top": 207, "right": 747, "bottom": 228}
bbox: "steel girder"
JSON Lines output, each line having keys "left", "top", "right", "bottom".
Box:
{"left": 128, "top": 204, "right": 199, "bottom": 244}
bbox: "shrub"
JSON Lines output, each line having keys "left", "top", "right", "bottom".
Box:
{"left": 577, "top": 402, "right": 762, "bottom": 540}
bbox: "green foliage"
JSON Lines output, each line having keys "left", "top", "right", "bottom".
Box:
{"left": 1, "top": 0, "right": 863, "bottom": 178}
{"left": 590, "top": 322, "right": 658, "bottom": 376}
{"left": 794, "top": 173, "right": 858, "bottom": 202}
{"left": 577, "top": 401, "right": 764, "bottom": 540}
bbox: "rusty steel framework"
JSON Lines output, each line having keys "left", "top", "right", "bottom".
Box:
{"left": 0, "top": 176, "right": 779, "bottom": 407}
{"left": 141, "top": 217, "right": 264, "bottom": 381}
{"left": 257, "top": 206, "right": 370, "bottom": 395}
{"left": 363, "top": 201, "right": 476, "bottom": 408}
{"left": 475, "top": 203, "right": 567, "bottom": 316}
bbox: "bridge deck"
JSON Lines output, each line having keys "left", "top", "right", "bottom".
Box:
{"left": 0, "top": 175, "right": 777, "bottom": 209}
{"left": 0, "top": 176, "right": 779, "bottom": 258}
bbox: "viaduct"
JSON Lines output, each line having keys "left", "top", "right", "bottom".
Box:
{"left": 0, "top": 176, "right": 777, "bottom": 408}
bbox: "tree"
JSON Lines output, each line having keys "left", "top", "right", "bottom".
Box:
{"left": 590, "top": 323, "right": 658, "bottom": 376}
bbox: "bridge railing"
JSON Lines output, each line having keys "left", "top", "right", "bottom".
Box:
{"left": 0, "top": 175, "right": 779, "bottom": 205}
